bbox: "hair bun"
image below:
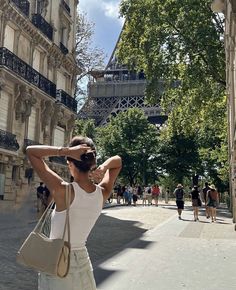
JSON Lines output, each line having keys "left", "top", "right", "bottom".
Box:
{"left": 81, "top": 151, "right": 96, "bottom": 162}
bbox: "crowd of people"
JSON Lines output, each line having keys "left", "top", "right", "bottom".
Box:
{"left": 109, "top": 182, "right": 221, "bottom": 223}
{"left": 113, "top": 184, "right": 162, "bottom": 206}
{"left": 36, "top": 180, "right": 221, "bottom": 223}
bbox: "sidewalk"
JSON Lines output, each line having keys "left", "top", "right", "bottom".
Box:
{"left": 94, "top": 205, "right": 236, "bottom": 290}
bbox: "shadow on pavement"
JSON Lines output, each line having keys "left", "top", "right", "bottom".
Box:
{"left": 88, "top": 213, "right": 154, "bottom": 287}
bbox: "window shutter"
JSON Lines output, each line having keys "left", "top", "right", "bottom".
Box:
{"left": 0, "top": 91, "right": 9, "bottom": 131}
{"left": 53, "top": 126, "right": 65, "bottom": 146}
{"left": 28, "top": 107, "right": 37, "bottom": 140}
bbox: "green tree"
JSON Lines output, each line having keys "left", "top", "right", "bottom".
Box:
{"left": 158, "top": 132, "right": 200, "bottom": 184}
{"left": 73, "top": 119, "right": 96, "bottom": 140}
{"left": 119, "top": 0, "right": 225, "bottom": 99}
{"left": 118, "top": 0, "right": 228, "bottom": 190}
{"left": 96, "top": 108, "right": 160, "bottom": 186}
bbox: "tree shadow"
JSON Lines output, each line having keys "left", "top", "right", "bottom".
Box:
{"left": 87, "top": 212, "right": 154, "bottom": 287}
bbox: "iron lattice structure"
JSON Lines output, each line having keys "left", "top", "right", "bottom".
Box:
{"left": 78, "top": 35, "right": 167, "bottom": 126}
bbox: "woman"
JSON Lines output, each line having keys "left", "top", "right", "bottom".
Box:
{"left": 207, "top": 185, "right": 219, "bottom": 222}
{"left": 26, "top": 135, "right": 122, "bottom": 290}
{"left": 190, "top": 185, "right": 201, "bottom": 221}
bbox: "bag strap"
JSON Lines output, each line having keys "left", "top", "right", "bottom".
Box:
{"left": 34, "top": 199, "right": 55, "bottom": 233}
{"left": 62, "top": 183, "right": 71, "bottom": 244}
{"left": 33, "top": 183, "right": 71, "bottom": 245}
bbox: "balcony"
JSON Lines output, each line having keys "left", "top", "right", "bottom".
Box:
{"left": 0, "top": 129, "right": 19, "bottom": 152}
{"left": 49, "top": 156, "right": 67, "bottom": 165}
{"left": 23, "top": 139, "right": 41, "bottom": 153}
{"left": 32, "top": 14, "right": 53, "bottom": 41}
{"left": 56, "top": 89, "right": 77, "bottom": 112}
{"left": 60, "top": 42, "right": 69, "bottom": 55}
{"left": 61, "top": 0, "right": 70, "bottom": 14}
{"left": 0, "top": 47, "right": 56, "bottom": 98}
{"left": 11, "top": 0, "right": 30, "bottom": 16}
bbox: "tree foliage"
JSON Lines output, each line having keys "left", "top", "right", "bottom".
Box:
{"left": 117, "top": 0, "right": 228, "bottom": 190}
{"left": 96, "top": 108, "right": 160, "bottom": 186}
{"left": 73, "top": 119, "right": 96, "bottom": 140}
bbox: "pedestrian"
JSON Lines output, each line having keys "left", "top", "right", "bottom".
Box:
{"left": 36, "top": 182, "right": 44, "bottom": 212}
{"left": 136, "top": 185, "right": 142, "bottom": 199}
{"left": 165, "top": 187, "right": 170, "bottom": 204}
{"left": 190, "top": 185, "right": 201, "bottom": 221}
{"left": 202, "top": 182, "right": 211, "bottom": 218}
{"left": 152, "top": 184, "right": 160, "bottom": 206}
{"left": 127, "top": 185, "right": 133, "bottom": 205}
{"left": 132, "top": 186, "right": 138, "bottom": 206}
{"left": 42, "top": 186, "right": 52, "bottom": 210}
{"left": 174, "top": 184, "right": 185, "bottom": 219}
{"left": 123, "top": 186, "right": 130, "bottom": 205}
{"left": 142, "top": 186, "right": 149, "bottom": 206}
{"left": 116, "top": 184, "right": 122, "bottom": 204}
{"left": 207, "top": 185, "right": 219, "bottom": 222}
{"left": 26, "top": 135, "right": 122, "bottom": 290}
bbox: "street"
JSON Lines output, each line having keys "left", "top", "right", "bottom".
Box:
{"left": 0, "top": 199, "right": 235, "bottom": 290}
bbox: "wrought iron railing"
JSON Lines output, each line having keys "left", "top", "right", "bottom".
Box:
{"left": 60, "top": 42, "right": 69, "bottom": 55}
{"left": 0, "top": 47, "right": 56, "bottom": 98}
{"left": 32, "top": 14, "right": 53, "bottom": 40}
{"left": 24, "top": 139, "right": 41, "bottom": 147}
{"left": 0, "top": 129, "right": 19, "bottom": 151}
{"left": 49, "top": 156, "right": 67, "bottom": 165}
{"left": 61, "top": 0, "right": 70, "bottom": 14}
{"left": 11, "top": 0, "right": 30, "bottom": 16}
{"left": 56, "top": 89, "right": 77, "bottom": 112}
{"left": 23, "top": 139, "right": 41, "bottom": 153}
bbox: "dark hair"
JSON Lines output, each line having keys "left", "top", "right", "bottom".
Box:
{"left": 67, "top": 136, "right": 97, "bottom": 173}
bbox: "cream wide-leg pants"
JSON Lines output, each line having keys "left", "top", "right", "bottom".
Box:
{"left": 38, "top": 248, "right": 97, "bottom": 290}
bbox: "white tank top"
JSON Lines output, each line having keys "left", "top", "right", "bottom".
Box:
{"left": 50, "top": 182, "right": 103, "bottom": 249}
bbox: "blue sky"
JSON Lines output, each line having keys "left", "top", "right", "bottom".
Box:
{"left": 79, "top": 0, "right": 124, "bottom": 65}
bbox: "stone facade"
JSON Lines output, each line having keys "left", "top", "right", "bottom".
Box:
{"left": 0, "top": 0, "right": 79, "bottom": 207}
{"left": 212, "top": 0, "right": 236, "bottom": 221}
{"left": 225, "top": 0, "right": 236, "bottom": 222}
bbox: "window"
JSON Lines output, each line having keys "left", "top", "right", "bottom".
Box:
{"left": 0, "top": 164, "right": 5, "bottom": 198}
{"left": 57, "top": 71, "right": 66, "bottom": 91}
{"left": 4, "top": 25, "right": 15, "bottom": 52}
{"left": 12, "top": 165, "right": 20, "bottom": 182}
{"left": 32, "top": 49, "right": 41, "bottom": 72}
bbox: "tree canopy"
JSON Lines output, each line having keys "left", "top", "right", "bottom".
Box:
{"left": 96, "top": 108, "right": 160, "bottom": 186}
{"left": 117, "top": 0, "right": 228, "bottom": 190}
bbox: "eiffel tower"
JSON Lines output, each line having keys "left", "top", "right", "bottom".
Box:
{"left": 78, "top": 33, "right": 167, "bottom": 126}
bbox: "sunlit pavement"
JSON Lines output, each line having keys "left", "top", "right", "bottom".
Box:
{"left": 94, "top": 203, "right": 236, "bottom": 290}
{"left": 0, "top": 198, "right": 235, "bottom": 290}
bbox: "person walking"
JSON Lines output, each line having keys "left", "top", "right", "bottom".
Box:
{"left": 165, "top": 187, "right": 170, "bottom": 204}
{"left": 152, "top": 184, "right": 160, "bottom": 206}
{"left": 174, "top": 184, "right": 185, "bottom": 219}
{"left": 132, "top": 186, "right": 138, "bottom": 206}
{"left": 207, "top": 185, "right": 219, "bottom": 222}
{"left": 36, "top": 182, "right": 44, "bottom": 212}
{"left": 26, "top": 135, "right": 122, "bottom": 290}
{"left": 190, "top": 185, "right": 201, "bottom": 221}
{"left": 202, "top": 182, "right": 211, "bottom": 218}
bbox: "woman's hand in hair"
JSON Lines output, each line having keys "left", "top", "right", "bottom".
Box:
{"left": 67, "top": 144, "right": 91, "bottom": 161}
{"left": 89, "top": 165, "right": 107, "bottom": 183}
